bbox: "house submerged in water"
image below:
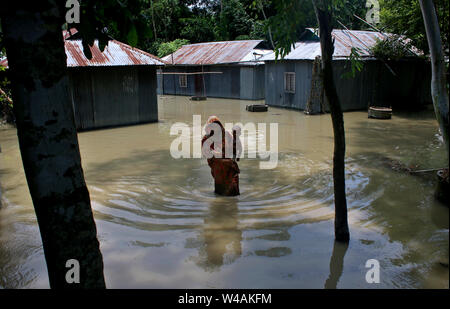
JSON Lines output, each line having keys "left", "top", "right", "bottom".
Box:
{"left": 159, "top": 40, "right": 272, "bottom": 100}
{"left": 262, "top": 28, "right": 431, "bottom": 113}
{"left": 64, "top": 29, "right": 166, "bottom": 130}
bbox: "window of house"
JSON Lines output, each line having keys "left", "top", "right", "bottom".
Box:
{"left": 179, "top": 74, "right": 187, "bottom": 88}
{"left": 284, "top": 72, "right": 295, "bottom": 93}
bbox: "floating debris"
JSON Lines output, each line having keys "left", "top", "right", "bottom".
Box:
{"left": 246, "top": 104, "right": 268, "bottom": 112}
{"left": 368, "top": 106, "right": 392, "bottom": 119}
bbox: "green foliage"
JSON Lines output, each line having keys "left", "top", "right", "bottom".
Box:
{"left": 145, "top": 38, "right": 165, "bottom": 56}
{"left": 379, "top": 0, "right": 449, "bottom": 56}
{"left": 342, "top": 47, "right": 364, "bottom": 78}
{"left": 218, "top": 0, "right": 254, "bottom": 40}
{"left": 268, "top": 0, "right": 316, "bottom": 59}
{"left": 369, "top": 34, "right": 419, "bottom": 61}
{"left": 248, "top": 20, "right": 267, "bottom": 39}
{"left": 65, "top": 0, "right": 383, "bottom": 61}
{"left": 332, "top": 0, "right": 368, "bottom": 29}
{"left": 267, "top": 0, "right": 371, "bottom": 60}
{"left": 157, "top": 39, "right": 190, "bottom": 58}
{"left": 180, "top": 16, "right": 217, "bottom": 43}
{"left": 71, "top": 0, "right": 153, "bottom": 59}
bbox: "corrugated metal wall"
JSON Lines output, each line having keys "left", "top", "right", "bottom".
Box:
{"left": 206, "top": 66, "right": 241, "bottom": 99}
{"left": 239, "top": 65, "right": 265, "bottom": 100}
{"left": 264, "top": 61, "right": 313, "bottom": 110}
{"left": 265, "top": 59, "right": 432, "bottom": 111}
{"left": 332, "top": 60, "right": 431, "bottom": 111}
{"left": 157, "top": 69, "right": 163, "bottom": 95}
{"left": 69, "top": 66, "right": 158, "bottom": 130}
{"left": 159, "top": 65, "right": 264, "bottom": 100}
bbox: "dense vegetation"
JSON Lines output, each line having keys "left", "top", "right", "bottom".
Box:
{"left": 97, "top": 0, "right": 449, "bottom": 58}
{"left": 104, "top": 0, "right": 372, "bottom": 57}
{"left": 0, "top": 0, "right": 448, "bottom": 123}
{"left": 379, "top": 0, "right": 449, "bottom": 57}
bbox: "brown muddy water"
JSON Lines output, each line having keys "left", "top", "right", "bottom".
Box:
{"left": 0, "top": 96, "right": 448, "bottom": 288}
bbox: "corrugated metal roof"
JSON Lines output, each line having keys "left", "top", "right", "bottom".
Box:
{"left": 1, "top": 29, "right": 165, "bottom": 69}
{"left": 65, "top": 39, "right": 166, "bottom": 67}
{"left": 162, "top": 40, "right": 268, "bottom": 65}
{"left": 261, "top": 28, "right": 418, "bottom": 61}
{"left": 64, "top": 29, "right": 166, "bottom": 66}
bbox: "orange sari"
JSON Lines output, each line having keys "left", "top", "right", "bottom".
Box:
{"left": 201, "top": 121, "right": 240, "bottom": 196}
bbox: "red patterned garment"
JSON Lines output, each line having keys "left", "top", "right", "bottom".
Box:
{"left": 201, "top": 117, "right": 240, "bottom": 196}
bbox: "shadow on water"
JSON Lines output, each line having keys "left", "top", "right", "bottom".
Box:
{"left": 391, "top": 107, "right": 439, "bottom": 121}
{"left": 324, "top": 241, "right": 349, "bottom": 289}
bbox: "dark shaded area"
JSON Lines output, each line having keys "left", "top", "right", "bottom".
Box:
{"left": 324, "top": 241, "right": 349, "bottom": 289}
{"left": 69, "top": 66, "right": 158, "bottom": 131}
{"left": 265, "top": 59, "right": 432, "bottom": 112}
{"left": 1, "top": 2, "right": 105, "bottom": 289}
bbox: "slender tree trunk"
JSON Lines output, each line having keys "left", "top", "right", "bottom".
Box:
{"left": 1, "top": 2, "right": 105, "bottom": 288}
{"left": 257, "top": 0, "right": 275, "bottom": 49}
{"left": 312, "top": 0, "right": 350, "bottom": 242}
{"left": 150, "top": 0, "right": 158, "bottom": 41}
{"left": 419, "top": 0, "right": 449, "bottom": 159}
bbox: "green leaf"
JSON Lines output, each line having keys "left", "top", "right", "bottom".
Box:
{"left": 127, "top": 24, "right": 138, "bottom": 47}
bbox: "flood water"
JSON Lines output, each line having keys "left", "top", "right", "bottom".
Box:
{"left": 0, "top": 96, "right": 448, "bottom": 288}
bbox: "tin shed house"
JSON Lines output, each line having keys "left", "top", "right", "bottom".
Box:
{"left": 159, "top": 40, "right": 272, "bottom": 100}
{"left": 64, "top": 29, "right": 166, "bottom": 130}
{"left": 262, "top": 29, "right": 431, "bottom": 113}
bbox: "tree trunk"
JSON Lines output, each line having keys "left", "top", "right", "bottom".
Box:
{"left": 312, "top": 0, "right": 350, "bottom": 242}
{"left": 150, "top": 0, "right": 158, "bottom": 41}
{"left": 1, "top": 2, "right": 105, "bottom": 288}
{"left": 419, "top": 0, "right": 449, "bottom": 160}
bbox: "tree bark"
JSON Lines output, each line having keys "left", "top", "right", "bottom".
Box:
{"left": 1, "top": 2, "right": 105, "bottom": 288}
{"left": 312, "top": 0, "right": 350, "bottom": 242}
{"left": 419, "top": 0, "right": 449, "bottom": 159}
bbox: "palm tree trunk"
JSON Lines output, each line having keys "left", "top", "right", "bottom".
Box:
{"left": 0, "top": 1, "right": 105, "bottom": 288}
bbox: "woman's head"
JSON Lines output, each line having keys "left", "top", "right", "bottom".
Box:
{"left": 207, "top": 115, "right": 221, "bottom": 125}
{"left": 205, "top": 115, "right": 224, "bottom": 136}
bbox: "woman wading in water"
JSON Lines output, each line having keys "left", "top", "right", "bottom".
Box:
{"left": 201, "top": 116, "right": 241, "bottom": 196}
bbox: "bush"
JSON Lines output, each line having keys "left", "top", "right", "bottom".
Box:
{"left": 370, "top": 35, "right": 421, "bottom": 61}
{"left": 157, "top": 39, "right": 190, "bottom": 58}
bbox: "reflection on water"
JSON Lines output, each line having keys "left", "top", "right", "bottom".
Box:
{"left": 0, "top": 95, "right": 448, "bottom": 288}
{"left": 324, "top": 241, "right": 349, "bottom": 289}
{"left": 199, "top": 198, "right": 242, "bottom": 271}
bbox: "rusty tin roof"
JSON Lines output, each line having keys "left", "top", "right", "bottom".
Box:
{"left": 1, "top": 30, "right": 165, "bottom": 69}
{"left": 162, "top": 40, "right": 270, "bottom": 65}
{"left": 63, "top": 29, "right": 166, "bottom": 67}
